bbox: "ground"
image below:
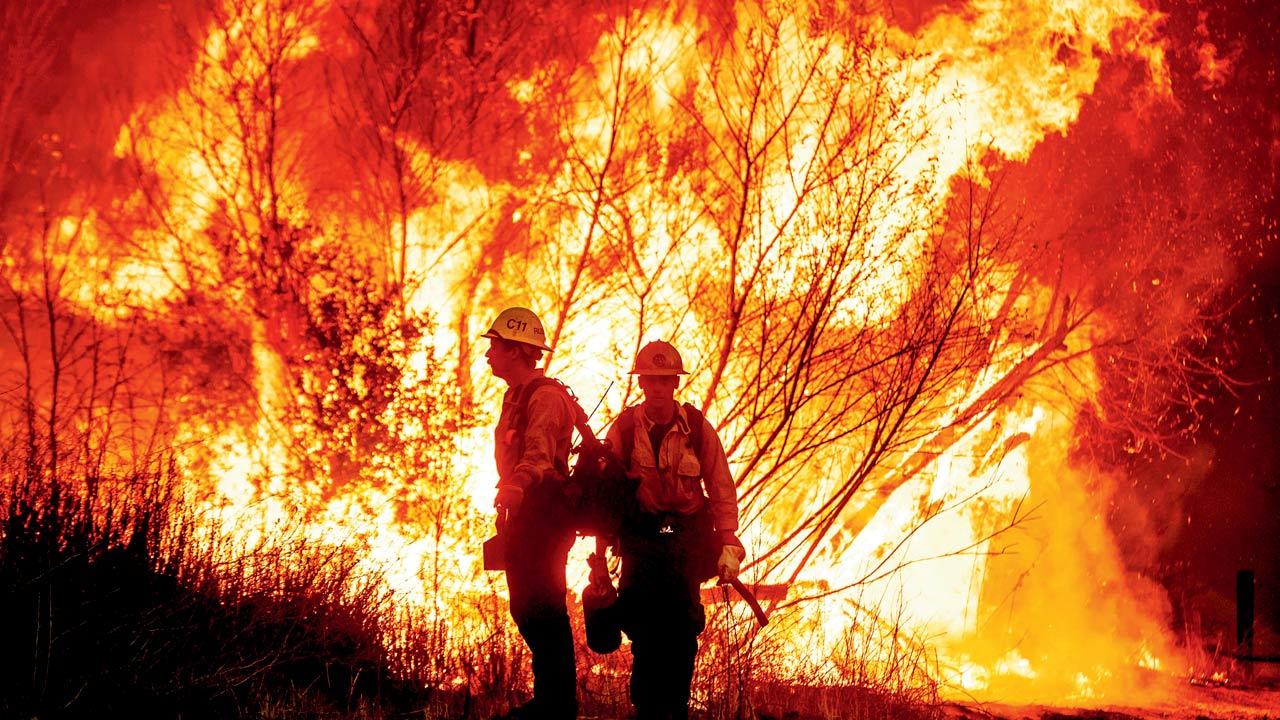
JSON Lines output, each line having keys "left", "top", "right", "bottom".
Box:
{"left": 942, "top": 684, "right": 1280, "bottom": 720}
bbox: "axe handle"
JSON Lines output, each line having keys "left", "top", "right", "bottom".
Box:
{"left": 726, "top": 577, "right": 769, "bottom": 627}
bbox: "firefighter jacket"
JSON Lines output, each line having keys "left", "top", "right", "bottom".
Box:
{"left": 494, "top": 370, "right": 575, "bottom": 491}
{"left": 605, "top": 403, "right": 739, "bottom": 533}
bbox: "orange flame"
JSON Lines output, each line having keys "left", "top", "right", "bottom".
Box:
{"left": 20, "top": 0, "right": 1217, "bottom": 704}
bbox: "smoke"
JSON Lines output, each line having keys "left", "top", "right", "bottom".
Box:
{"left": 1001, "top": 0, "right": 1280, "bottom": 666}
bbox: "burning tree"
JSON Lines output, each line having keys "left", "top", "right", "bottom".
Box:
{"left": 434, "top": 0, "right": 1231, "bottom": 700}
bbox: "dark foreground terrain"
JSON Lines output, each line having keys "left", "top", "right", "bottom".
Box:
{"left": 942, "top": 683, "right": 1280, "bottom": 720}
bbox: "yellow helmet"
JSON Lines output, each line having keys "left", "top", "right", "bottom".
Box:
{"left": 630, "top": 340, "right": 688, "bottom": 375}
{"left": 482, "top": 307, "right": 552, "bottom": 351}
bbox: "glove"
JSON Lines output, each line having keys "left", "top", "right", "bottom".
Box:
{"left": 587, "top": 551, "right": 612, "bottom": 588}
{"left": 717, "top": 544, "right": 746, "bottom": 582}
{"left": 494, "top": 484, "right": 524, "bottom": 528}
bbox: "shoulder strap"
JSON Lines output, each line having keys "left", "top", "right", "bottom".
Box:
{"left": 683, "top": 402, "right": 705, "bottom": 458}
{"left": 615, "top": 406, "right": 637, "bottom": 464}
{"left": 512, "top": 376, "right": 595, "bottom": 452}
{"left": 510, "top": 376, "right": 555, "bottom": 440}
{"left": 552, "top": 378, "right": 595, "bottom": 444}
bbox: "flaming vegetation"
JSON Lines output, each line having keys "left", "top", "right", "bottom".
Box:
{"left": 0, "top": 0, "right": 1255, "bottom": 713}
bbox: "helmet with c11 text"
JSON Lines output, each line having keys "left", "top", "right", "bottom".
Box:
{"left": 482, "top": 307, "right": 552, "bottom": 351}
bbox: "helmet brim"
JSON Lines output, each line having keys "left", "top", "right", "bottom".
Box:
{"left": 482, "top": 329, "right": 552, "bottom": 352}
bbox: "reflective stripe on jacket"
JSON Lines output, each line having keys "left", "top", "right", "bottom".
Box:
{"left": 605, "top": 403, "right": 739, "bottom": 533}
{"left": 494, "top": 370, "right": 574, "bottom": 490}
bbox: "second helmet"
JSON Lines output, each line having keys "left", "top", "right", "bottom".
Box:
{"left": 630, "top": 340, "right": 688, "bottom": 375}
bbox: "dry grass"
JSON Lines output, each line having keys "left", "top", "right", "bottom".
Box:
{"left": 0, "top": 468, "right": 420, "bottom": 718}
{"left": 686, "top": 586, "right": 941, "bottom": 720}
{"left": 0, "top": 468, "right": 945, "bottom": 719}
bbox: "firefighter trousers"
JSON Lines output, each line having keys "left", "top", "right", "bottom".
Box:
{"left": 504, "top": 486, "right": 578, "bottom": 718}
{"left": 618, "top": 509, "right": 714, "bottom": 720}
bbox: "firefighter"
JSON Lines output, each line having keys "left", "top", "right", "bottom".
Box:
{"left": 484, "top": 307, "right": 579, "bottom": 720}
{"left": 605, "top": 340, "right": 745, "bottom": 720}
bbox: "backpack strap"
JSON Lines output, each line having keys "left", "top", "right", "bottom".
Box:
{"left": 553, "top": 380, "right": 595, "bottom": 443}
{"left": 615, "top": 406, "right": 637, "bottom": 464}
{"left": 509, "top": 377, "right": 554, "bottom": 451}
{"left": 682, "top": 402, "right": 705, "bottom": 458}
{"left": 509, "top": 376, "right": 594, "bottom": 480}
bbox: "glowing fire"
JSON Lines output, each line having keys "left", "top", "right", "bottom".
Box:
{"left": 8, "top": 0, "right": 1240, "bottom": 706}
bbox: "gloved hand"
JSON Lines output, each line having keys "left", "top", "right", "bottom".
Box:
{"left": 717, "top": 544, "right": 746, "bottom": 581}
{"left": 587, "top": 551, "right": 612, "bottom": 589}
{"left": 494, "top": 484, "right": 524, "bottom": 528}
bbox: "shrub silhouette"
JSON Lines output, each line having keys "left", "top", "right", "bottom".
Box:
{"left": 0, "top": 472, "right": 411, "bottom": 718}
